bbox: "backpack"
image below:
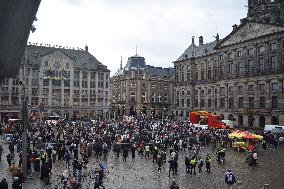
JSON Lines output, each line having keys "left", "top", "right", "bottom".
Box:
{"left": 227, "top": 174, "right": 233, "bottom": 182}
{"left": 226, "top": 173, "right": 234, "bottom": 183}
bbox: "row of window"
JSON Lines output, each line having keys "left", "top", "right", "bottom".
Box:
{"left": 44, "top": 61, "right": 70, "bottom": 68}
{"left": 177, "top": 55, "right": 278, "bottom": 82}
{"left": 42, "top": 70, "right": 71, "bottom": 78}
{"left": 73, "top": 71, "right": 109, "bottom": 80}
{"left": 219, "top": 43, "right": 277, "bottom": 61}
{"left": 176, "top": 83, "right": 279, "bottom": 97}
{"left": 176, "top": 96, "right": 279, "bottom": 109}
{"left": 128, "top": 92, "right": 169, "bottom": 103}
{"left": 129, "top": 81, "right": 168, "bottom": 89}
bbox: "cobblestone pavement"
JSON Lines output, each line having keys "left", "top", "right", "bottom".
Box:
{"left": 1, "top": 138, "right": 284, "bottom": 189}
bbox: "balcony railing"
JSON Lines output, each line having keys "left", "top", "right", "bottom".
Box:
{"left": 0, "top": 105, "right": 21, "bottom": 110}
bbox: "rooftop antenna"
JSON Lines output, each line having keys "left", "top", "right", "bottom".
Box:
{"left": 120, "top": 56, "right": 123, "bottom": 69}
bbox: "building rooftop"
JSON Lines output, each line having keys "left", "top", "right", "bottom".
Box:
{"left": 24, "top": 45, "right": 109, "bottom": 71}
{"left": 113, "top": 54, "right": 174, "bottom": 77}
{"left": 176, "top": 40, "right": 217, "bottom": 62}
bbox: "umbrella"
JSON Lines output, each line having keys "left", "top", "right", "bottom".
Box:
{"left": 242, "top": 135, "right": 258, "bottom": 139}
{"left": 229, "top": 130, "right": 249, "bottom": 139}
{"left": 242, "top": 134, "right": 263, "bottom": 140}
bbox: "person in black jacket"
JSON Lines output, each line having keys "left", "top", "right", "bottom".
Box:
{"left": 157, "top": 155, "right": 162, "bottom": 173}
{"left": 6, "top": 152, "right": 13, "bottom": 167}
{"left": 185, "top": 156, "right": 190, "bottom": 173}
{"left": 12, "top": 177, "right": 22, "bottom": 189}
{"left": 122, "top": 147, "right": 128, "bottom": 162}
{"left": 168, "top": 158, "right": 176, "bottom": 177}
{"left": 0, "top": 178, "right": 8, "bottom": 189}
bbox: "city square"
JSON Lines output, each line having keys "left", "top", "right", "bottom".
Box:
{"left": 0, "top": 0, "right": 284, "bottom": 189}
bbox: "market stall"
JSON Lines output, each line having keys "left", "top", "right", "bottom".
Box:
{"left": 229, "top": 130, "right": 263, "bottom": 151}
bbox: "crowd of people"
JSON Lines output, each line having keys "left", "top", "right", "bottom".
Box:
{"left": 0, "top": 115, "right": 283, "bottom": 188}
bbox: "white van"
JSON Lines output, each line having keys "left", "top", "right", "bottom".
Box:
{"left": 45, "top": 116, "right": 61, "bottom": 126}
{"left": 264, "top": 125, "right": 284, "bottom": 131}
{"left": 192, "top": 124, "right": 208, "bottom": 130}
{"left": 221, "top": 120, "right": 235, "bottom": 128}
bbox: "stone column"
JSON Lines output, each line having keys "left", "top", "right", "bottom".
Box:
{"left": 69, "top": 68, "right": 74, "bottom": 107}
{"left": 95, "top": 72, "right": 99, "bottom": 109}
{"left": 87, "top": 72, "right": 91, "bottom": 107}
{"left": 79, "top": 70, "right": 82, "bottom": 107}
{"left": 28, "top": 69, "right": 32, "bottom": 105}
{"left": 60, "top": 79, "right": 64, "bottom": 108}
{"left": 136, "top": 78, "right": 142, "bottom": 115}
{"left": 18, "top": 67, "right": 23, "bottom": 105}
{"left": 8, "top": 78, "right": 12, "bottom": 105}
{"left": 48, "top": 77, "right": 52, "bottom": 107}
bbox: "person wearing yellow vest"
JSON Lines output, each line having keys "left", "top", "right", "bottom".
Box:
{"left": 190, "top": 156, "right": 197, "bottom": 175}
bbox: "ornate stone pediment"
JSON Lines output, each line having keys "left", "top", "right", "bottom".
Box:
{"left": 53, "top": 61, "right": 61, "bottom": 69}
{"left": 217, "top": 21, "right": 284, "bottom": 48}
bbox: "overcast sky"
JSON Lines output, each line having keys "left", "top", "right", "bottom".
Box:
{"left": 28, "top": 0, "right": 248, "bottom": 75}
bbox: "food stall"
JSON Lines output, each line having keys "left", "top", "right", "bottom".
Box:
{"left": 229, "top": 130, "right": 263, "bottom": 151}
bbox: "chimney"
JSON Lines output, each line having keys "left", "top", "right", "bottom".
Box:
{"left": 232, "top": 24, "right": 238, "bottom": 31}
{"left": 192, "top": 36, "right": 195, "bottom": 44}
{"left": 85, "top": 45, "right": 88, "bottom": 52}
{"left": 199, "top": 36, "right": 203, "bottom": 46}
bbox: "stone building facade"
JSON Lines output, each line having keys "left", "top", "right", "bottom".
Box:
{"left": 110, "top": 54, "right": 175, "bottom": 119}
{"left": 0, "top": 45, "right": 110, "bottom": 121}
{"left": 174, "top": 0, "right": 284, "bottom": 127}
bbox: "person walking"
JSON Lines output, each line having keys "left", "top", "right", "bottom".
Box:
{"left": 225, "top": 170, "right": 236, "bottom": 189}
{"left": 185, "top": 156, "right": 191, "bottom": 174}
{"left": 123, "top": 147, "right": 128, "bottom": 162}
{"left": 0, "top": 178, "right": 8, "bottom": 189}
{"left": 65, "top": 151, "right": 71, "bottom": 169}
{"left": 168, "top": 158, "right": 175, "bottom": 177}
{"left": 197, "top": 157, "right": 204, "bottom": 175}
{"left": 190, "top": 156, "right": 197, "bottom": 175}
{"left": 12, "top": 177, "right": 22, "bottom": 189}
{"left": 6, "top": 152, "right": 13, "bottom": 167}
{"left": 252, "top": 151, "right": 258, "bottom": 166}
{"left": 152, "top": 146, "right": 158, "bottom": 163}
{"left": 131, "top": 144, "right": 136, "bottom": 159}
{"left": 205, "top": 154, "right": 211, "bottom": 173}
{"left": 0, "top": 145, "right": 3, "bottom": 162}
{"left": 157, "top": 155, "right": 162, "bottom": 173}
{"left": 145, "top": 145, "right": 150, "bottom": 158}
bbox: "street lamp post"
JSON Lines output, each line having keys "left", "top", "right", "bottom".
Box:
{"left": 20, "top": 81, "right": 28, "bottom": 178}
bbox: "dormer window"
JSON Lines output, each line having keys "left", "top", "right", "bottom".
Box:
{"left": 248, "top": 48, "right": 254, "bottom": 55}
{"left": 237, "top": 50, "right": 242, "bottom": 57}
{"left": 271, "top": 43, "right": 277, "bottom": 51}
{"left": 228, "top": 52, "right": 233, "bottom": 60}
{"left": 258, "top": 46, "right": 265, "bottom": 53}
